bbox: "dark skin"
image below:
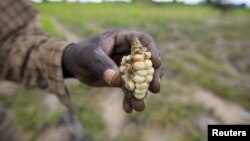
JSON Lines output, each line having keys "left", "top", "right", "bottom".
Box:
{"left": 63, "top": 29, "right": 162, "bottom": 113}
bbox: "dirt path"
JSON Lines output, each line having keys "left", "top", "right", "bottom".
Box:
{"left": 185, "top": 86, "right": 250, "bottom": 124}
{"left": 0, "top": 81, "right": 18, "bottom": 96}
{"left": 35, "top": 125, "right": 71, "bottom": 141}
{"left": 99, "top": 88, "right": 126, "bottom": 140}
{"left": 143, "top": 126, "right": 168, "bottom": 141}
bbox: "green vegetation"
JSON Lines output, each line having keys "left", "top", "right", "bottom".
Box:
{"left": 35, "top": 2, "right": 250, "bottom": 140}
{"left": 0, "top": 87, "right": 62, "bottom": 140}
{"left": 40, "top": 14, "right": 64, "bottom": 38}
{"left": 131, "top": 95, "right": 208, "bottom": 128}
{"left": 68, "top": 83, "right": 108, "bottom": 140}
{"left": 167, "top": 51, "right": 250, "bottom": 109}
{"left": 35, "top": 3, "right": 250, "bottom": 37}
{"left": 128, "top": 94, "right": 208, "bottom": 140}
{"left": 1, "top": 2, "right": 249, "bottom": 141}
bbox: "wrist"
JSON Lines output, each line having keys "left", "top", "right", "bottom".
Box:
{"left": 62, "top": 43, "right": 75, "bottom": 78}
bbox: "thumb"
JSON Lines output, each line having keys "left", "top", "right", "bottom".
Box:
{"left": 103, "top": 69, "right": 122, "bottom": 87}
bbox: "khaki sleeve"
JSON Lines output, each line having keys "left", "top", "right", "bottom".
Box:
{"left": 0, "top": 0, "right": 74, "bottom": 110}
{"left": 0, "top": 25, "right": 73, "bottom": 110}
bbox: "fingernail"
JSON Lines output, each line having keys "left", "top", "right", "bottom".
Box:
{"left": 104, "top": 69, "right": 116, "bottom": 85}
{"left": 104, "top": 69, "right": 121, "bottom": 86}
{"left": 131, "top": 98, "right": 145, "bottom": 112}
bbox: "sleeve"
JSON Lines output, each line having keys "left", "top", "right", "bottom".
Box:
{"left": 0, "top": 24, "right": 74, "bottom": 110}
{"left": 0, "top": 0, "right": 74, "bottom": 110}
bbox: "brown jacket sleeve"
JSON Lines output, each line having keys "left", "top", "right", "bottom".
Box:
{"left": 0, "top": 0, "right": 73, "bottom": 109}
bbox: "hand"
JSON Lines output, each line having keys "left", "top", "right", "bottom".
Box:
{"left": 62, "top": 29, "right": 162, "bottom": 113}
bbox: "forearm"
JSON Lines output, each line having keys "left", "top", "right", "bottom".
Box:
{"left": 0, "top": 0, "right": 77, "bottom": 111}
{"left": 1, "top": 32, "right": 68, "bottom": 88}
{"left": 0, "top": 24, "right": 75, "bottom": 109}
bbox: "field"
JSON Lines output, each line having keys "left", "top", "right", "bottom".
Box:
{"left": 1, "top": 2, "right": 250, "bottom": 141}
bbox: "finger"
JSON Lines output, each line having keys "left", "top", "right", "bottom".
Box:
{"left": 149, "top": 66, "right": 163, "bottom": 93}
{"left": 123, "top": 96, "right": 133, "bottom": 113}
{"left": 122, "top": 86, "right": 145, "bottom": 112}
{"left": 122, "top": 87, "right": 133, "bottom": 113}
{"left": 103, "top": 69, "right": 122, "bottom": 87}
{"left": 139, "top": 34, "right": 161, "bottom": 69}
{"left": 149, "top": 71, "right": 160, "bottom": 93}
{"left": 122, "top": 32, "right": 161, "bottom": 69}
{"left": 131, "top": 98, "right": 145, "bottom": 112}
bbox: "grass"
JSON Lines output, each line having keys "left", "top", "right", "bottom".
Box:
{"left": 127, "top": 93, "right": 208, "bottom": 141}
{"left": 36, "top": 3, "right": 250, "bottom": 39}
{"left": 40, "top": 14, "right": 65, "bottom": 38}
{"left": 130, "top": 96, "right": 207, "bottom": 128}
{"left": 35, "top": 2, "right": 250, "bottom": 140}
{"left": 68, "top": 83, "right": 108, "bottom": 140}
{"left": 166, "top": 53, "right": 250, "bottom": 109}
{"left": 0, "top": 87, "right": 62, "bottom": 140}
{"left": 2, "top": 84, "right": 108, "bottom": 141}
{"left": 1, "top": 2, "right": 249, "bottom": 141}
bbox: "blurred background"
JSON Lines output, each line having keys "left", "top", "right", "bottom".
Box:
{"left": 0, "top": 0, "right": 250, "bottom": 141}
